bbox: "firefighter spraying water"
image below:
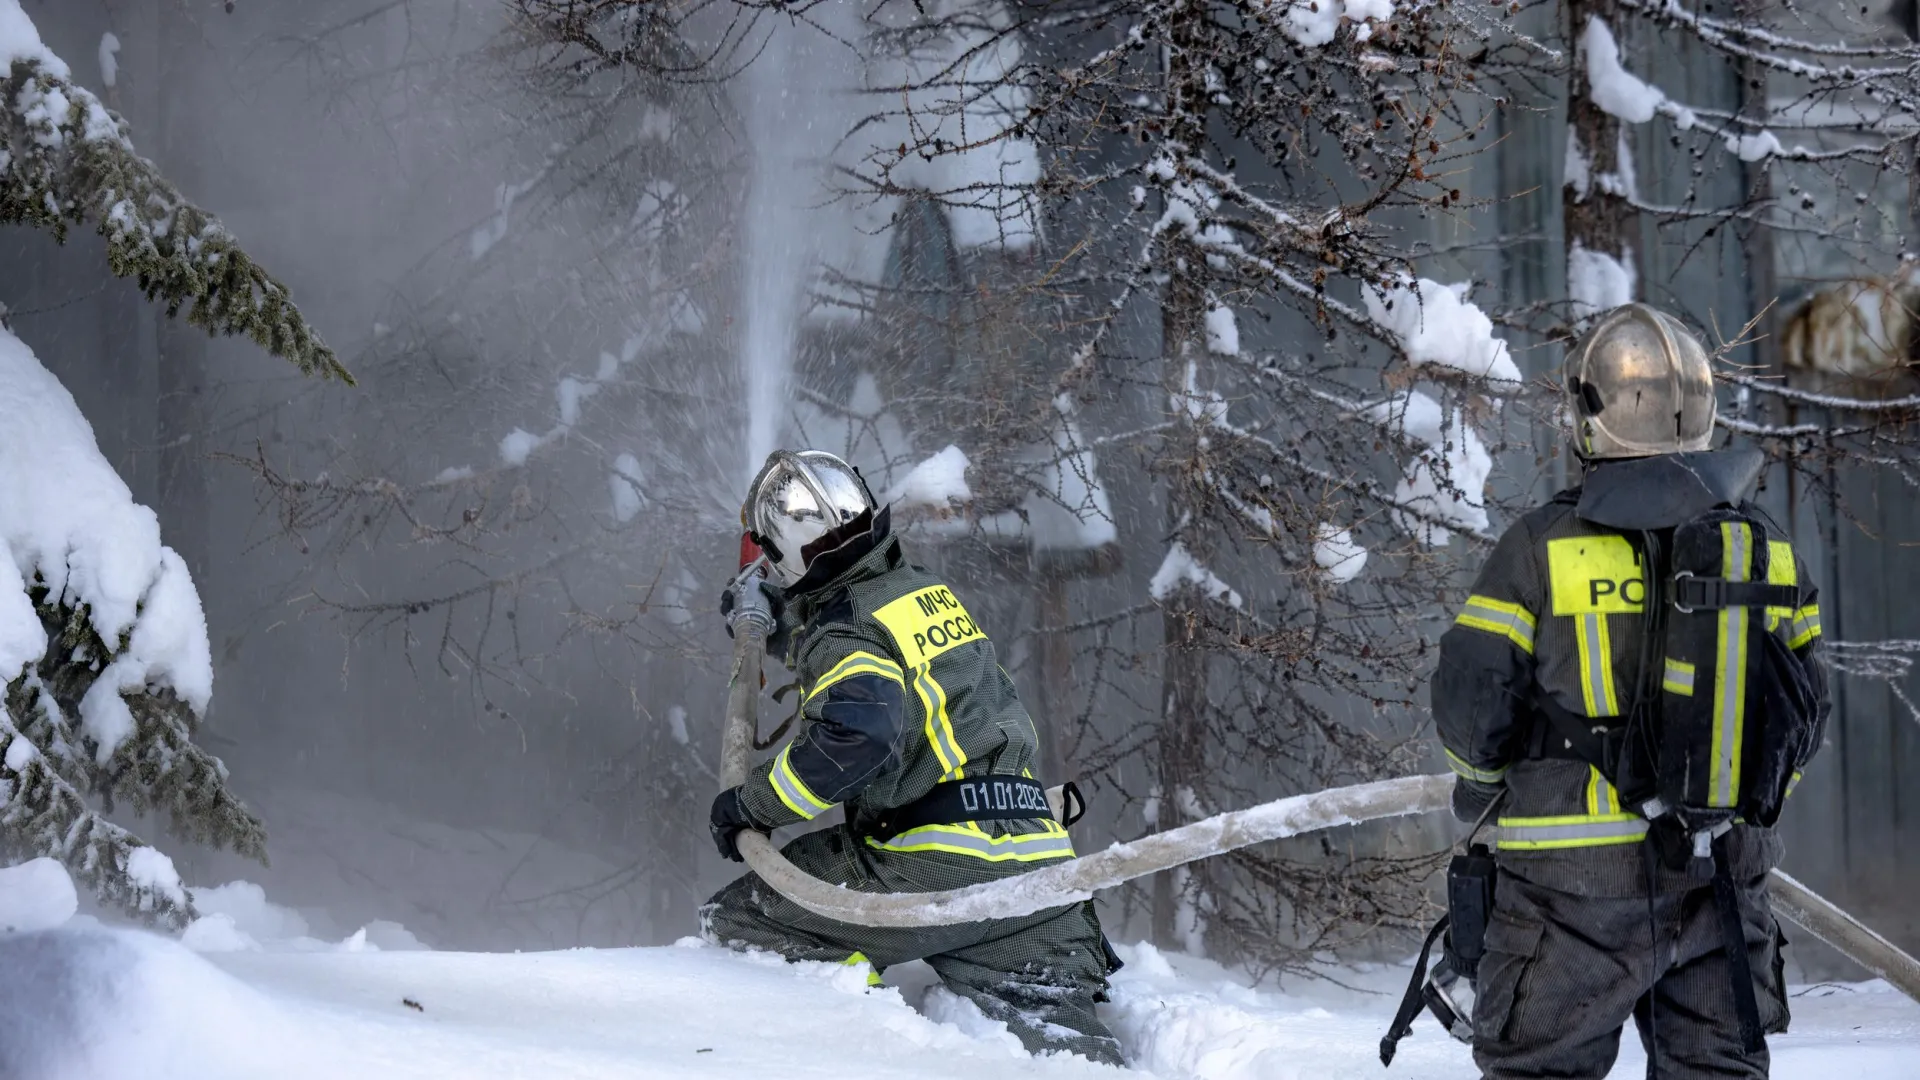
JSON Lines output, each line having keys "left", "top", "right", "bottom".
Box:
{"left": 703, "top": 450, "right": 1126, "bottom": 1064}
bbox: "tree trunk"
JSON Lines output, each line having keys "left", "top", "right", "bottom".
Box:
{"left": 1150, "top": 9, "right": 1212, "bottom": 950}
{"left": 1565, "top": 0, "right": 1635, "bottom": 312}
{"left": 1736, "top": 0, "right": 1778, "bottom": 390}
{"left": 1153, "top": 395, "right": 1207, "bottom": 947}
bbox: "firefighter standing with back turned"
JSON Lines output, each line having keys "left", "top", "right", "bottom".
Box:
{"left": 1430, "top": 304, "right": 1830, "bottom": 1079}
{"left": 703, "top": 449, "right": 1125, "bottom": 1066}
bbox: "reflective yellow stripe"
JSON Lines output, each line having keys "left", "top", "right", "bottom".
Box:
{"left": 1455, "top": 595, "right": 1537, "bottom": 655}
{"left": 1574, "top": 611, "right": 1620, "bottom": 717}
{"left": 1710, "top": 521, "right": 1752, "bottom": 808}
{"left": 770, "top": 744, "right": 836, "bottom": 820}
{"left": 1495, "top": 813, "right": 1648, "bottom": 850}
{"left": 1584, "top": 767, "right": 1622, "bottom": 816}
{"left": 1787, "top": 770, "right": 1805, "bottom": 799}
{"left": 1787, "top": 605, "right": 1821, "bottom": 650}
{"left": 1446, "top": 748, "right": 1507, "bottom": 784}
{"left": 867, "top": 821, "right": 1076, "bottom": 862}
{"left": 843, "top": 952, "right": 884, "bottom": 987}
{"left": 1663, "top": 657, "right": 1697, "bottom": 697}
{"left": 805, "top": 651, "right": 906, "bottom": 703}
{"left": 911, "top": 663, "right": 967, "bottom": 781}
{"left": 1765, "top": 540, "right": 1798, "bottom": 630}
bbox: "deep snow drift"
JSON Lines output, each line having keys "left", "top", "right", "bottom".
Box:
{"left": 0, "top": 914, "right": 1914, "bottom": 1080}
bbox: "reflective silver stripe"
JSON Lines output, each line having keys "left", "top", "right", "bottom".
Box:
{"left": 1712, "top": 522, "right": 1751, "bottom": 808}
{"left": 1663, "top": 658, "right": 1696, "bottom": 695}
{"left": 874, "top": 826, "right": 1077, "bottom": 860}
{"left": 770, "top": 746, "right": 835, "bottom": 820}
{"left": 1458, "top": 598, "right": 1536, "bottom": 653}
{"left": 1589, "top": 770, "right": 1621, "bottom": 815}
{"left": 1788, "top": 608, "right": 1821, "bottom": 648}
{"left": 1495, "top": 817, "right": 1649, "bottom": 849}
{"left": 1579, "top": 613, "right": 1616, "bottom": 716}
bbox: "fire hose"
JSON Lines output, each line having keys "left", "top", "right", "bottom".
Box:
{"left": 720, "top": 573, "right": 1920, "bottom": 1003}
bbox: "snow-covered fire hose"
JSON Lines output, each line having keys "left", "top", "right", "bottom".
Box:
{"left": 720, "top": 564, "right": 1920, "bottom": 1004}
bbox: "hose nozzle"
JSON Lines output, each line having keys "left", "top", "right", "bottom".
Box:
{"left": 726, "top": 558, "right": 777, "bottom": 640}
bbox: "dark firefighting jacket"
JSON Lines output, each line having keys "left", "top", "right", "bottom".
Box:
{"left": 736, "top": 531, "right": 1073, "bottom": 865}
{"left": 1432, "top": 452, "right": 1827, "bottom": 895}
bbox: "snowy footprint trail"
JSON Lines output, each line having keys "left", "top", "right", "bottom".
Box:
{"left": 1, "top": 927, "right": 1915, "bottom": 1079}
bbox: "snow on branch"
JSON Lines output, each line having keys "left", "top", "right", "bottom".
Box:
{"left": 1275, "top": 0, "right": 1397, "bottom": 49}
{"left": 0, "top": 2, "right": 344, "bottom": 381}
{"left": 1312, "top": 524, "right": 1368, "bottom": 584}
{"left": 889, "top": 445, "right": 974, "bottom": 511}
{"left": 1364, "top": 390, "right": 1492, "bottom": 545}
{"left": 1582, "top": 16, "right": 1696, "bottom": 129}
{"left": 1568, "top": 242, "right": 1636, "bottom": 319}
{"left": 1363, "top": 277, "right": 1520, "bottom": 383}
{"left": 1150, "top": 542, "right": 1244, "bottom": 611}
{"left": 1, "top": 328, "right": 265, "bottom": 928}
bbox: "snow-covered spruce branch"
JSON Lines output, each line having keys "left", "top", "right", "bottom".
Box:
{"left": 0, "top": 54, "right": 343, "bottom": 381}
{"left": 0, "top": 700, "right": 198, "bottom": 927}
{"left": 3, "top": 328, "right": 266, "bottom": 929}
{"left": 5, "top": 587, "right": 267, "bottom": 869}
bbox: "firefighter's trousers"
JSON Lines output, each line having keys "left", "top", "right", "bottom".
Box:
{"left": 701, "top": 823, "right": 1124, "bottom": 1067}
{"left": 1473, "top": 864, "right": 1789, "bottom": 1080}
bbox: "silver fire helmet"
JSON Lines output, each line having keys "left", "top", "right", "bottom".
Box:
{"left": 1564, "top": 303, "right": 1717, "bottom": 460}
{"left": 742, "top": 450, "right": 876, "bottom": 587}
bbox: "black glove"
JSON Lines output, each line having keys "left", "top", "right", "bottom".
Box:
{"left": 1451, "top": 777, "right": 1505, "bottom": 825}
{"left": 709, "top": 786, "right": 762, "bottom": 862}
{"left": 719, "top": 577, "right": 784, "bottom": 638}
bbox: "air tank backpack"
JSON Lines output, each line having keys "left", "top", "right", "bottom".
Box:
{"left": 1649, "top": 509, "right": 1824, "bottom": 842}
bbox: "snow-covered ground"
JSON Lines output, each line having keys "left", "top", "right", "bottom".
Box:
{"left": 1, "top": 907, "right": 1914, "bottom": 1079}
{"left": 1, "top": 842, "right": 1915, "bottom": 1079}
